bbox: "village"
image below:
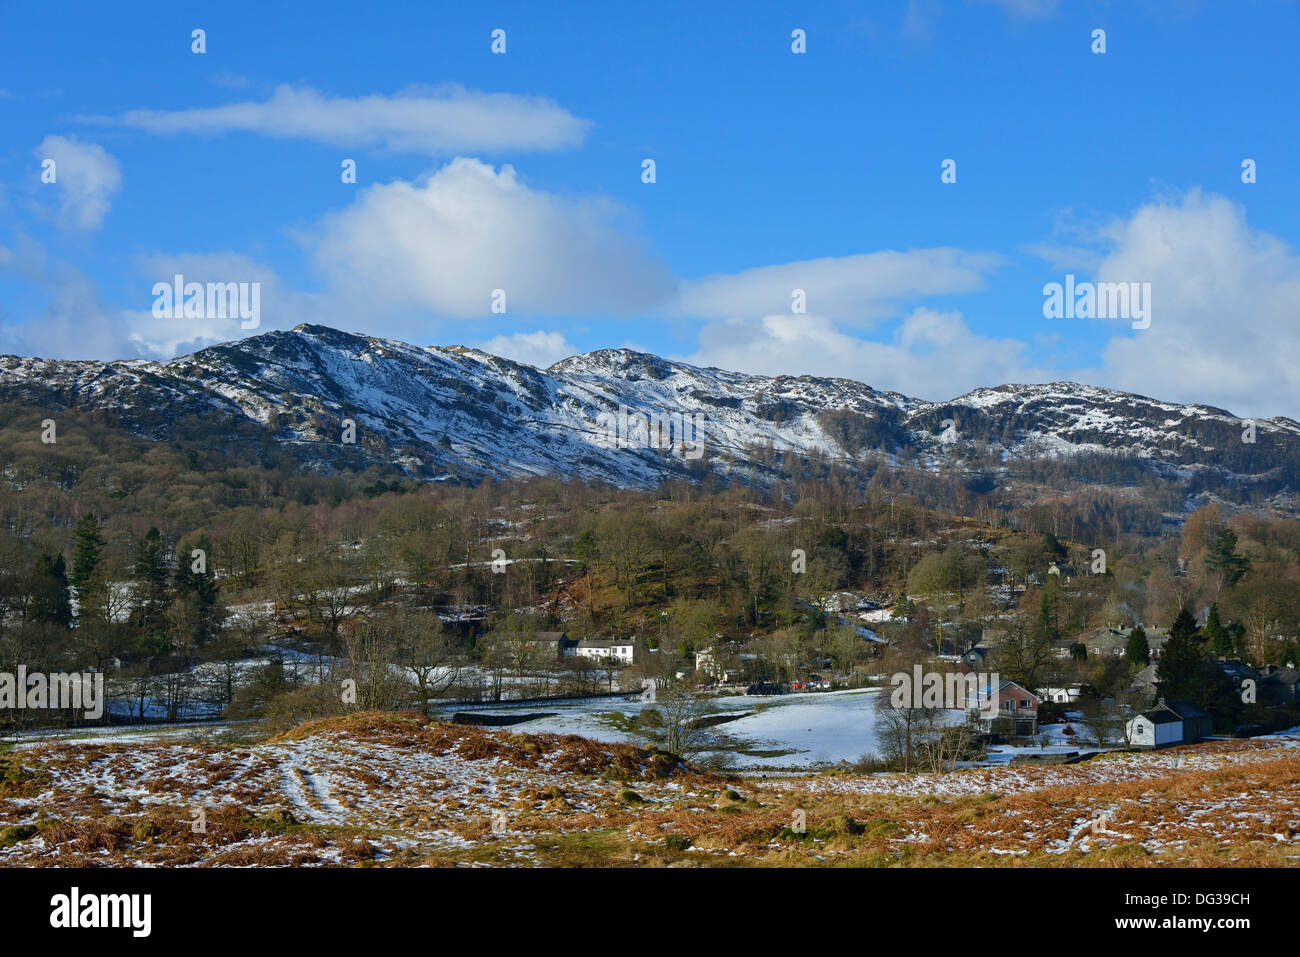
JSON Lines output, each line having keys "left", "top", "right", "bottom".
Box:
{"left": 404, "top": 587, "right": 1300, "bottom": 772}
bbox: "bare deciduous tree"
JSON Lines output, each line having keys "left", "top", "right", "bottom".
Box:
{"left": 650, "top": 684, "right": 712, "bottom": 757}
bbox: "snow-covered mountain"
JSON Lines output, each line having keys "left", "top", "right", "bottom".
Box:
{"left": 1, "top": 323, "right": 1296, "bottom": 490}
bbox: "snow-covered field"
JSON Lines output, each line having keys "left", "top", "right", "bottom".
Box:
{"left": 454, "top": 688, "right": 967, "bottom": 769}
{"left": 4, "top": 683, "right": 1105, "bottom": 771}
{"left": 3, "top": 715, "right": 1298, "bottom": 867}
{"left": 2, "top": 689, "right": 1094, "bottom": 771}
{"left": 0, "top": 715, "right": 698, "bottom": 867}
{"left": 1, "top": 720, "right": 252, "bottom": 749}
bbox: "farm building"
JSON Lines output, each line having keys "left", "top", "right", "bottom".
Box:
{"left": 1125, "top": 698, "right": 1212, "bottom": 748}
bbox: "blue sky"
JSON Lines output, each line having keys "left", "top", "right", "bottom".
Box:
{"left": 1, "top": 0, "right": 1298, "bottom": 415}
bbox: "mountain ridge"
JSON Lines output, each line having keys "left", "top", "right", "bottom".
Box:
{"left": 1, "top": 323, "right": 1296, "bottom": 493}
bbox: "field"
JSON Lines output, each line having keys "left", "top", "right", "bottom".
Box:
{"left": 2, "top": 713, "right": 1298, "bottom": 867}
{"left": 451, "top": 687, "right": 921, "bottom": 769}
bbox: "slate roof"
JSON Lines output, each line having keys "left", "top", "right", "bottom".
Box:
{"left": 1163, "top": 699, "right": 1210, "bottom": 720}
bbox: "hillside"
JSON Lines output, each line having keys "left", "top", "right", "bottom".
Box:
{"left": 3, "top": 714, "right": 1298, "bottom": 867}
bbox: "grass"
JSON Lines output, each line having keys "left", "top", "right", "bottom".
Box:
{"left": 3, "top": 715, "right": 1298, "bottom": 868}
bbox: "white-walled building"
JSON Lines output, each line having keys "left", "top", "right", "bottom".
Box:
{"left": 572, "top": 638, "right": 636, "bottom": 665}
{"left": 1126, "top": 699, "right": 1212, "bottom": 748}
{"left": 1125, "top": 708, "right": 1184, "bottom": 748}
{"left": 1037, "top": 686, "right": 1082, "bottom": 704}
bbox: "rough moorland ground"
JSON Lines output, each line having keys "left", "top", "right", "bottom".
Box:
{"left": 2, "top": 713, "right": 1298, "bottom": 867}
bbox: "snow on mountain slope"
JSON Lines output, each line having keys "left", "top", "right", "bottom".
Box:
{"left": 0, "top": 324, "right": 1296, "bottom": 489}
{"left": 917, "top": 381, "right": 1300, "bottom": 468}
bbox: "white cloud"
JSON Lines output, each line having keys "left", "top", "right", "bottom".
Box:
{"left": 1083, "top": 191, "right": 1300, "bottom": 418}
{"left": 127, "top": 252, "right": 324, "bottom": 358}
{"left": 0, "top": 235, "right": 139, "bottom": 360}
{"left": 0, "top": 240, "right": 327, "bottom": 361}
{"left": 33, "top": 136, "right": 121, "bottom": 230}
{"left": 92, "top": 85, "right": 590, "bottom": 156}
{"left": 303, "top": 158, "right": 675, "bottom": 328}
{"left": 678, "top": 249, "right": 1001, "bottom": 325}
{"left": 303, "top": 158, "right": 995, "bottom": 338}
{"left": 473, "top": 330, "right": 576, "bottom": 369}
{"left": 1023, "top": 242, "right": 1103, "bottom": 273}
{"left": 687, "top": 308, "right": 1043, "bottom": 400}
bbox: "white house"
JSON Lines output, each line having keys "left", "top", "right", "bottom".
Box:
{"left": 695, "top": 645, "right": 743, "bottom": 681}
{"left": 573, "top": 638, "right": 636, "bottom": 665}
{"left": 1037, "top": 686, "right": 1082, "bottom": 704}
